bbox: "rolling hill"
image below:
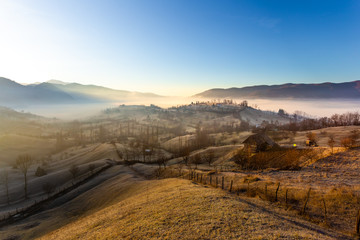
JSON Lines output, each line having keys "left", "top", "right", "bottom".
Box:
{"left": 0, "top": 77, "right": 163, "bottom": 107}
{"left": 194, "top": 81, "right": 360, "bottom": 99}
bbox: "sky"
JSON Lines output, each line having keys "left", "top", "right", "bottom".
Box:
{"left": 0, "top": 0, "right": 359, "bottom": 96}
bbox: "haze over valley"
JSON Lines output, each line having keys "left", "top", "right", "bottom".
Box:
{"left": 1, "top": 1, "right": 360, "bottom": 239}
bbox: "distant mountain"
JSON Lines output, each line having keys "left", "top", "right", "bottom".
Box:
{"left": 0, "top": 77, "right": 76, "bottom": 106}
{"left": 50, "top": 82, "right": 161, "bottom": 102}
{"left": 193, "top": 81, "right": 360, "bottom": 99}
{"left": 47, "top": 80, "right": 70, "bottom": 85}
{"left": 0, "top": 77, "right": 163, "bottom": 107}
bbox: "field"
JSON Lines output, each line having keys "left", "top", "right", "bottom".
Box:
{"left": 0, "top": 167, "right": 349, "bottom": 240}
{"left": 0, "top": 105, "right": 360, "bottom": 239}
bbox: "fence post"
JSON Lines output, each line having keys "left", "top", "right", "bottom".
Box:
{"left": 200, "top": 174, "right": 203, "bottom": 183}
{"left": 301, "top": 188, "right": 311, "bottom": 215}
{"left": 322, "top": 198, "right": 327, "bottom": 225}
{"left": 356, "top": 209, "right": 360, "bottom": 234}
{"left": 210, "top": 175, "right": 212, "bottom": 185}
{"left": 247, "top": 181, "right": 250, "bottom": 197}
{"left": 229, "top": 180, "right": 233, "bottom": 193}
{"left": 275, "top": 182, "right": 280, "bottom": 202}
{"left": 221, "top": 176, "right": 224, "bottom": 190}
{"left": 265, "top": 184, "right": 268, "bottom": 199}
{"left": 216, "top": 176, "right": 218, "bottom": 188}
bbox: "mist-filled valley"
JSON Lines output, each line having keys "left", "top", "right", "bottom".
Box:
{"left": 2, "top": 0, "right": 360, "bottom": 239}
{"left": 13, "top": 97, "right": 360, "bottom": 120}
{"left": 1, "top": 94, "right": 360, "bottom": 239}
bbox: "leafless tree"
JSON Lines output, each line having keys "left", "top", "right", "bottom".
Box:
{"left": 1, "top": 169, "right": 10, "bottom": 204}
{"left": 177, "top": 162, "right": 184, "bottom": 176}
{"left": 16, "top": 154, "right": 33, "bottom": 199}
{"left": 42, "top": 182, "right": 56, "bottom": 197}
{"left": 341, "top": 137, "right": 352, "bottom": 149}
{"left": 69, "top": 165, "right": 80, "bottom": 182}
{"left": 349, "top": 130, "right": 359, "bottom": 147}
{"left": 327, "top": 135, "right": 335, "bottom": 154}
{"left": 203, "top": 150, "right": 215, "bottom": 166}
{"left": 192, "top": 154, "right": 202, "bottom": 169}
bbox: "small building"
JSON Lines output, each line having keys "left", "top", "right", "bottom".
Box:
{"left": 242, "top": 133, "right": 279, "bottom": 153}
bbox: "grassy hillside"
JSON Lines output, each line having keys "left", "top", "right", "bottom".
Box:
{"left": 0, "top": 172, "right": 342, "bottom": 240}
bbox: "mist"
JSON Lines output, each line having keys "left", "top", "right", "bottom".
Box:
{"left": 13, "top": 97, "right": 360, "bottom": 120}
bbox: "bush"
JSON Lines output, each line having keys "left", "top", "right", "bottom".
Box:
{"left": 341, "top": 137, "right": 352, "bottom": 149}
{"left": 234, "top": 149, "right": 302, "bottom": 170}
{"left": 233, "top": 150, "right": 250, "bottom": 168}
{"left": 35, "top": 166, "right": 47, "bottom": 177}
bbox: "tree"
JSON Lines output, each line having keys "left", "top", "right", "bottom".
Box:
{"left": 306, "top": 132, "right": 317, "bottom": 146}
{"left": 42, "top": 182, "right": 56, "bottom": 197}
{"left": 16, "top": 154, "right": 33, "bottom": 199}
{"left": 327, "top": 135, "right": 335, "bottom": 154}
{"left": 195, "top": 122, "right": 210, "bottom": 149}
{"left": 1, "top": 169, "right": 10, "bottom": 204}
{"left": 192, "top": 154, "right": 202, "bottom": 169}
{"left": 69, "top": 165, "right": 80, "bottom": 182}
{"left": 156, "top": 150, "right": 168, "bottom": 169}
{"left": 56, "top": 131, "right": 65, "bottom": 151}
{"left": 349, "top": 130, "right": 359, "bottom": 147}
{"left": 98, "top": 126, "right": 108, "bottom": 142}
{"left": 180, "top": 147, "right": 190, "bottom": 165}
{"left": 177, "top": 162, "right": 184, "bottom": 176}
{"left": 203, "top": 150, "right": 215, "bottom": 166}
{"left": 341, "top": 137, "right": 352, "bottom": 149}
{"left": 233, "top": 150, "right": 250, "bottom": 169}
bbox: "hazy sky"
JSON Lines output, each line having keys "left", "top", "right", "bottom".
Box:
{"left": 0, "top": 0, "right": 359, "bottom": 96}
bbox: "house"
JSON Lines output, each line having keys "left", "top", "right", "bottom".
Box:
{"left": 242, "top": 133, "right": 279, "bottom": 153}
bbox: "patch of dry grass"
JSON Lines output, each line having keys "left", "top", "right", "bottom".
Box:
{"left": 37, "top": 178, "right": 339, "bottom": 240}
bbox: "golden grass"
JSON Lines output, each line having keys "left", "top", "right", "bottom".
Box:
{"left": 37, "top": 178, "right": 338, "bottom": 240}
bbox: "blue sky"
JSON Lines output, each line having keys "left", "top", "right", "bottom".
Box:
{"left": 0, "top": 0, "right": 359, "bottom": 95}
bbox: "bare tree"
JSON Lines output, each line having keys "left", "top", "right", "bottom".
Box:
{"left": 42, "top": 182, "right": 56, "bottom": 197}
{"left": 180, "top": 147, "right": 190, "bottom": 165}
{"left": 192, "top": 154, "right": 202, "bottom": 169}
{"left": 349, "top": 130, "right": 359, "bottom": 147}
{"left": 327, "top": 135, "right": 335, "bottom": 154}
{"left": 69, "top": 165, "right": 80, "bottom": 182}
{"left": 156, "top": 150, "right": 168, "bottom": 169}
{"left": 16, "top": 154, "right": 33, "bottom": 199}
{"left": 1, "top": 169, "right": 10, "bottom": 204}
{"left": 341, "top": 137, "right": 352, "bottom": 149}
{"left": 203, "top": 150, "right": 215, "bottom": 166}
{"left": 177, "top": 162, "right": 184, "bottom": 176}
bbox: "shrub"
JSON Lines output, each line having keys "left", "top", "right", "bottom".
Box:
{"left": 35, "top": 166, "right": 47, "bottom": 177}
{"left": 234, "top": 149, "right": 302, "bottom": 170}
{"left": 340, "top": 137, "right": 352, "bottom": 149}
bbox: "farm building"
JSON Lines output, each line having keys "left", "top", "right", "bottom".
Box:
{"left": 242, "top": 133, "right": 279, "bottom": 153}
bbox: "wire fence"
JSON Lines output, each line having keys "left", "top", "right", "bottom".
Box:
{"left": 164, "top": 167, "right": 360, "bottom": 237}
{"left": 0, "top": 163, "right": 112, "bottom": 226}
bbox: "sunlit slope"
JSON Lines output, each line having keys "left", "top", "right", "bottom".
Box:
{"left": 0, "top": 166, "right": 146, "bottom": 240}
{"left": 39, "top": 178, "right": 338, "bottom": 240}
{"left": 0, "top": 134, "right": 55, "bottom": 166}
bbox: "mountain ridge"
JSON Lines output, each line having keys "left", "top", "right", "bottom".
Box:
{"left": 194, "top": 80, "right": 360, "bottom": 99}
{"left": 0, "top": 77, "right": 163, "bottom": 107}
